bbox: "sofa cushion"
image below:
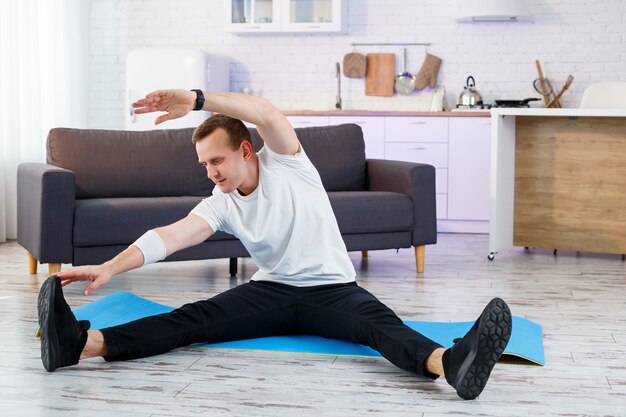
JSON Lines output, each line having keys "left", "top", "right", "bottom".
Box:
{"left": 250, "top": 124, "right": 366, "bottom": 191}
{"left": 74, "top": 191, "right": 411, "bottom": 247}
{"left": 48, "top": 128, "right": 212, "bottom": 199}
{"left": 73, "top": 197, "right": 236, "bottom": 246}
{"left": 328, "top": 191, "right": 413, "bottom": 234}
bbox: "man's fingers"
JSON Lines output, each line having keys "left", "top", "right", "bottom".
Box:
{"left": 132, "top": 91, "right": 165, "bottom": 107}
{"left": 84, "top": 278, "right": 104, "bottom": 296}
{"left": 83, "top": 284, "right": 93, "bottom": 296}
{"left": 60, "top": 276, "right": 89, "bottom": 287}
{"left": 155, "top": 113, "right": 175, "bottom": 125}
{"left": 132, "top": 106, "right": 159, "bottom": 115}
{"left": 55, "top": 269, "right": 81, "bottom": 278}
{"left": 56, "top": 270, "right": 88, "bottom": 280}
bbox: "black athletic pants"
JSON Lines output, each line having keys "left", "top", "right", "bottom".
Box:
{"left": 100, "top": 281, "right": 442, "bottom": 377}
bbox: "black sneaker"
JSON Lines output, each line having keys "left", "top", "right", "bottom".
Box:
{"left": 38, "top": 276, "right": 90, "bottom": 372}
{"left": 442, "top": 298, "right": 512, "bottom": 400}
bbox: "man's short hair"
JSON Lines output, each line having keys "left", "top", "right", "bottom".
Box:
{"left": 192, "top": 114, "right": 251, "bottom": 150}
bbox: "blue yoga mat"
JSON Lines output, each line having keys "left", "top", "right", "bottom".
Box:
{"left": 71, "top": 292, "right": 544, "bottom": 365}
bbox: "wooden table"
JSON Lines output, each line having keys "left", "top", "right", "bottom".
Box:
{"left": 488, "top": 108, "right": 626, "bottom": 259}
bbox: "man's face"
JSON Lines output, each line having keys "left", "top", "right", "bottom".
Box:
{"left": 196, "top": 128, "right": 249, "bottom": 194}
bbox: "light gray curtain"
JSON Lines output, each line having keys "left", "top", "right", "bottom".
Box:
{"left": 0, "top": 0, "right": 90, "bottom": 241}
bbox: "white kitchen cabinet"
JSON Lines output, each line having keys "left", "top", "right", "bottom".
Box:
{"left": 436, "top": 194, "right": 448, "bottom": 220}
{"left": 224, "top": 0, "right": 281, "bottom": 32}
{"left": 225, "top": 0, "right": 343, "bottom": 33}
{"left": 281, "top": 0, "right": 343, "bottom": 32}
{"left": 384, "top": 117, "right": 448, "bottom": 143}
{"left": 447, "top": 117, "right": 491, "bottom": 221}
{"left": 328, "top": 116, "right": 385, "bottom": 159}
{"left": 285, "top": 115, "right": 329, "bottom": 128}
{"left": 436, "top": 169, "right": 448, "bottom": 194}
{"left": 384, "top": 142, "right": 448, "bottom": 168}
{"left": 383, "top": 115, "right": 490, "bottom": 229}
{"left": 384, "top": 116, "right": 450, "bottom": 220}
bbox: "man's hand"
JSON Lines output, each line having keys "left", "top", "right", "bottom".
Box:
{"left": 55, "top": 265, "right": 114, "bottom": 296}
{"left": 132, "top": 89, "right": 197, "bottom": 125}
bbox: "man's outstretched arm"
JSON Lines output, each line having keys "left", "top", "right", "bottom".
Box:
{"left": 56, "top": 214, "right": 213, "bottom": 295}
{"left": 132, "top": 90, "right": 299, "bottom": 155}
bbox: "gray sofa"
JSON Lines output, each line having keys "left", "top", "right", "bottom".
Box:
{"left": 17, "top": 124, "right": 437, "bottom": 276}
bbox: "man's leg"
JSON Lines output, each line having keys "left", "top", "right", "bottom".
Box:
{"left": 297, "top": 282, "right": 511, "bottom": 400}
{"left": 81, "top": 330, "right": 107, "bottom": 358}
{"left": 39, "top": 278, "right": 299, "bottom": 370}
{"left": 297, "top": 282, "right": 443, "bottom": 378}
{"left": 100, "top": 280, "right": 299, "bottom": 362}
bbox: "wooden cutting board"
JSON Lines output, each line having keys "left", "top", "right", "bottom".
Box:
{"left": 365, "top": 53, "right": 396, "bottom": 96}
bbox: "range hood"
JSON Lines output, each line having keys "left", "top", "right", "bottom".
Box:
{"left": 457, "top": 0, "right": 534, "bottom": 23}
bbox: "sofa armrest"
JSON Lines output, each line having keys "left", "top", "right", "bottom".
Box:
{"left": 17, "top": 163, "right": 76, "bottom": 263}
{"left": 366, "top": 159, "right": 437, "bottom": 246}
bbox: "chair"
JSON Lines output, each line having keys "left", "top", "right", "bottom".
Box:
{"left": 580, "top": 82, "right": 626, "bottom": 108}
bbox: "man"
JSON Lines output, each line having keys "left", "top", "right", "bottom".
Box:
{"left": 38, "top": 89, "right": 512, "bottom": 400}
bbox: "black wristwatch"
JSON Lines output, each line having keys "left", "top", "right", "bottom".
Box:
{"left": 191, "top": 89, "right": 205, "bottom": 111}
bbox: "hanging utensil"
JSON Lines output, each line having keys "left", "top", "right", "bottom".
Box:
{"left": 365, "top": 53, "right": 395, "bottom": 97}
{"left": 533, "top": 77, "right": 554, "bottom": 98}
{"left": 394, "top": 48, "right": 415, "bottom": 95}
{"left": 343, "top": 52, "right": 367, "bottom": 79}
{"left": 546, "top": 75, "right": 574, "bottom": 108}
{"left": 335, "top": 62, "right": 342, "bottom": 109}
{"left": 535, "top": 60, "right": 556, "bottom": 107}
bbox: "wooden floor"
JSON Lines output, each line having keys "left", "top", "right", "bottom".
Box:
{"left": 1, "top": 234, "right": 625, "bottom": 416}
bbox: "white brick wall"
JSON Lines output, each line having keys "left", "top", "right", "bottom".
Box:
{"left": 89, "top": 0, "right": 626, "bottom": 128}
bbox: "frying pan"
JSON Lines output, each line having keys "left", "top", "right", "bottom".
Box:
{"left": 494, "top": 98, "right": 541, "bottom": 107}
{"left": 394, "top": 48, "right": 415, "bottom": 94}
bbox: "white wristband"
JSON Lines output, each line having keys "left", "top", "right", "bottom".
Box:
{"left": 132, "top": 230, "right": 167, "bottom": 266}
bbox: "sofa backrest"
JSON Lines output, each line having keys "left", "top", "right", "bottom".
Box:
{"left": 250, "top": 123, "right": 366, "bottom": 192}
{"left": 47, "top": 123, "right": 366, "bottom": 199}
{"left": 47, "top": 128, "right": 210, "bottom": 199}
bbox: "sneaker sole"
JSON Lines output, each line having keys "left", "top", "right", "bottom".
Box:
{"left": 454, "top": 298, "right": 512, "bottom": 400}
{"left": 38, "top": 276, "right": 61, "bottom": 372}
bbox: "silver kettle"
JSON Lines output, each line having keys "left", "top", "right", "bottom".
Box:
{"left": 458, "top": 76, "right": 483, "bottom": 107}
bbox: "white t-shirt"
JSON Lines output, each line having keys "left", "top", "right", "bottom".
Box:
{"left": 190, "top": 144, "right": 356, "bottom": 287}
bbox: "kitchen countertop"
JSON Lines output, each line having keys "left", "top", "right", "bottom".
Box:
{"left": 281, "top": 110, "right": 490, "bottom": 117}
{"left": 490, "top": 108, "right": 626, "bottom": 117}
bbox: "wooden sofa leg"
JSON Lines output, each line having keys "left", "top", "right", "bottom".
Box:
{"left": 48, "top": 263, "right": 62, "bottom": 275}
{"left": 361, "top": 250, "right": 368, "bottom": 257}
{"left": 414, "top": 245, "right": 425, "bottom": 273}
{"left": 28, "top": 253, "right": 38, "bottom": 275}
{"left": 229, "top": 258, "right": 238, "bottom": 276}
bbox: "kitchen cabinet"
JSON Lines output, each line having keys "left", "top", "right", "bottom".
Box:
{"left": 385, "top": 142, "right": 448, "bottom": 169}
{"left": 383, "top": 117, "right": 450, "bottom": 221}
{"left": 448, "top": 118, "right": 491, "bottom": 221}
{"left": 285, "top": 115, "right": 329, "bottom": 128}
{"left": 224, "top": 0, "right": 281, "bottom": 32}
{"left": 384, "top": 117, "right": 448, "bottom": 143}
{"left": 225, "top": 0, "right": 344, "bottom": 33}
{"left": 328, "top": 116, "right": 385, "bottom": 159}
{"left": 281, "top": 0, "right": 343, "bottom": 32}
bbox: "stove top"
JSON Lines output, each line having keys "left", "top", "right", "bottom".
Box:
{"left": 450, "top": 107, "right": 490, "bottom": 112}
{"left": 491, "top": 104, "right": 531, "bottom": 108}
{"left": 454, "top": 102, "right": 533, "bottom": 110}
{"left": 456, "top": 104, "right": 492, "bottom": 110}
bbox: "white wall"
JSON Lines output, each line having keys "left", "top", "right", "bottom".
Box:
{"left": 89, "top": 0, "right": 626, "bottom": 129}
